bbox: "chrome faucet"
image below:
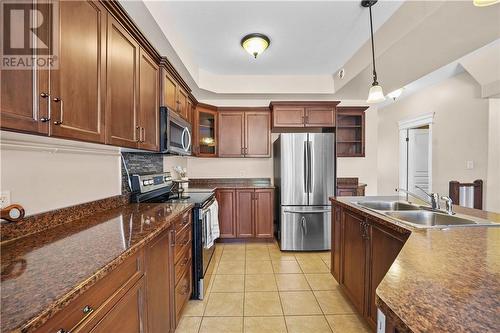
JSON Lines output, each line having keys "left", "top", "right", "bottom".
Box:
{"left": 440, "top": 196, "right": 455, "bottom": 215}
{"left": 414, "top": 185, "right": 441, "bottom": 210}
{"left": 395, "top": 187, "right": 440, "bottom": 210}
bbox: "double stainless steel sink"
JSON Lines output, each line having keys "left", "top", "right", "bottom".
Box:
{"left": 354, "top": 200, "right": 495, "bottom": 229}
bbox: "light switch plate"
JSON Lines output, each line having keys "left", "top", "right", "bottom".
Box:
{"left": 0, "top": 191, "right": 11, "bottom": 208}
{"left": 466, "top": 160, "right": 474, "bottom": 169}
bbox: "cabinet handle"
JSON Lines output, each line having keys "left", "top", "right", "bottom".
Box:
{"left": 53, "top": 97, "right": 63, "bottom": 125}
{"left": 141, "top": 127, "right": 145, "bottom": 142}
{"left": 170, "top": 230, "right": 176, "bottom": 247}
{"left": 241, "top": 147, "right": 244, "bottom": 155}
{"left": 40, "top": 92, "right": 49, "bottom": 98}
{"left": 136, "top": 126, "right": 141, "bottom": 142}
{"left": 40, "top": 92, "right": 50, "bottom": 122}
{"left": 56, "top": 305, "right": 94, "bottom": 333}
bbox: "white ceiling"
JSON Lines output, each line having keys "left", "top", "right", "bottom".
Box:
{"left": 144, "top": 0, "right": 403, "bottom": 76}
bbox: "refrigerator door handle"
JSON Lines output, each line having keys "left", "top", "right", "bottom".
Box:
{"left": 307, "top": 140, "right": 312, "bottom": 193}
{"left": 284, "top": 209, "right": 331, "bottom": 214}
{"left": 303, "top": 141, "right": 309, "bottom": 194}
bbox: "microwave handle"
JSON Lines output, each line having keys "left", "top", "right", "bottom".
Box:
{"left": 181, "top": 128, "right": 187, "bottom": 151}
{"left": 185, "top": 128, "right": 192, "bottom": 151}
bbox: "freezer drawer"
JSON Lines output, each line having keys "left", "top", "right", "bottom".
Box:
{"left": 280, "top": 206, "right": 331, "bottom": 251}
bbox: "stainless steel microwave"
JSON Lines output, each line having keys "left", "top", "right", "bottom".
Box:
{"left": 160, "top": 106, "right": 192, "bottom": 155}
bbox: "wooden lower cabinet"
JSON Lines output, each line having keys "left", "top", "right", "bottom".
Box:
{"left": 332, "top": 203, "right": 407, "bottom": 330}
{"left": 217, "top": 188, "right": 274, "bottom": 239}
{"left": 89, "top": 277, "right": 146, "bottom": 333}
{"left": 145, "top": 228, "right": 173, "bottom": 333}
{"left": 34, "top": 208, "right": 193, "bottom": 333}
{"left": 236, "top": 189, "right": 255, "bottom": 238}
{"left": 216, "top": 189, "right": 237, "bottom": 238}
{"left": 340, "top": 210, "right": 367, "bottom": 315}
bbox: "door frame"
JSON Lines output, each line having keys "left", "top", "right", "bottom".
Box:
{"left": 398, "top": 113, "right": 434, "bottom": 193}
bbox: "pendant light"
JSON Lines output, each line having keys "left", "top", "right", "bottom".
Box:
{"left": 362, "top": 0, "right": 386, "bottom": 103}
{"left": 241, "top": 33, "right": 270, "bottom": 58}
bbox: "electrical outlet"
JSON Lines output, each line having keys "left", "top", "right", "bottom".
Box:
{"left": 0, "top": 191, "right": 11, "bottom": 208}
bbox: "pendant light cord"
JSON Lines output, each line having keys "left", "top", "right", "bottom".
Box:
{"left": 369, "top": 5, "right": 378, "bottom": 85}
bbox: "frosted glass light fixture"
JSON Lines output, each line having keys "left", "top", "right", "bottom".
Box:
{"left": 367, "top": 84, "right": 386, "bottom": 103}
{"left": 473, "top": 0, "right": 500, "bottom": 7}
{"left": 241, "top": 33, "right": 270, "bottom": 58}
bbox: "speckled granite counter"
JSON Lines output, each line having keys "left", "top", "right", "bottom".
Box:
{"left": 0, "top": 202, "right": 192, "bottom": 333}
{"left": 331, "top": 196, "right": 500, "bottom": 333}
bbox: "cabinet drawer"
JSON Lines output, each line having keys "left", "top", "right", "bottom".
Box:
{"left": 174, "top": 262, "right": 192, "bottom": 323}
{"left": 34, "top": 250, "right": 144, "bottom": 333}
{"left": 174, "top": 225, "right": 192, "bottom": 264}
{"left": 175, "top": 211, "right": 191, "bottom": 233}
{"left": 174, "top": 244, "right": 192, "bottom": 286}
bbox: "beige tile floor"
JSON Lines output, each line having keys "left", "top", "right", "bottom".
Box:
{"left": 175, "top": 242, "right": 372, "bottom": 333}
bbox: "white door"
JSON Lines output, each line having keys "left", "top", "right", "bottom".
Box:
{"left": 408, "top": 128, "right": 430, "bottom": 197}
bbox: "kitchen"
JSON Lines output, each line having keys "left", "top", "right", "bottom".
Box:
{"left": 1, "top": 1, "right": 499, "bottom": 333}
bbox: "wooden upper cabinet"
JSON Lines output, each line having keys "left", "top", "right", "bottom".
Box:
{"left": 336, "top": 106, "right": 368, "bottom": 157}
{"left": 254, "top": 189, "right": 273, "bottom": 238}
{"left": 138, "top": 49, "right": 159, "bottom": 151}
{"left": 162, "top": 70, "right": 178, "bottom": 112}
{"left": 236, "top": 189, "right": 254, "bottom": 238}
{"left": 272, "top": 106, "right": 305, "bottom": 127}
{"left": 245, "top": 112, "right": 271, "bottom": 157}
{"left": 218, "top": 108, "right": 271, "bottom": 158}
{"left": 305, "top": 106, "right": 335, "bottom": 127}
{"left": 51, "top": 0, "right": 107, "bottom": 143}
{"left": 0, "top": 1, "right": 49, "bottom": 134}
{"left": 216, "top": 189, "right": 237, "bottom": 238}
{"left": 105, "top": 16, "right": 140, "bottom": 148}
{"left": 341, "top": 209, "right": 367, "bottom": 315}
{"left": 146, "top": 229, "right": 173, "bottom": 333}
{"left": 218, "top": 112, "right": 245, "bottom": 157}
{"left": 178, "top": 88, "right": 188, "bottom": 119}
{"left": 270, "top": 102, "right": 339, "bottom": 128}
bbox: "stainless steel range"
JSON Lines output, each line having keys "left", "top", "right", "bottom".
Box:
{"left": 130, "top": 172, "right": 218, "bottom": 300}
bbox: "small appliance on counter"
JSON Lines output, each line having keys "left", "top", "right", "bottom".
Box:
{"left": 130, "top": 172, "right": 219, "bottom": 300}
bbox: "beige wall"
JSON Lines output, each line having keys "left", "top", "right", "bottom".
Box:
{"left": 377, "top": 72, "right": 491, "bottom": 207}
{"left": 487, "top": 99, "right": 500, "bottom": 212}
{"left": 0, "top": 131, "right": 121, "bottom": 216}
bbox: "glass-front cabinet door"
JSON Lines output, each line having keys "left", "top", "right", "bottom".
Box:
{"left": 194, "top": 105, "right": 217, "bottom": 157}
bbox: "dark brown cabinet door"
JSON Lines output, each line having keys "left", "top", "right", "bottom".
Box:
{"left": 218, "top": 112, "right": 244, "bottom": 157}
{"left": 254, "top": 189, "right": 273, "bottom": 238}
{"left": 89, "top": 278, "right": 146, "bottom": 333}
{"left": 0, "top": 2, "right": 49, "bottom": 134}
{"left": 178, "top": 88, "right": 188, "bottom": 119}
{"left": 105, "top": 16, "right": 139, "bottom": 148}
{"left": 216, "top": 189, "right": 236, "bottom": 238}
{"left": 145, "top": 229, "right": 173, "bottom": 333}
{"left": 236, "top": 189, "right": 254, "bottom": 238}
{"left": 272, "top": 107, "right": 304, "bottom": 127}
{"left": 305, "top": 107, "right": 335, "bottom": 127}
{"left": 341, "top": 210, "right": 367, "bottom": 315}
{"left": 367, "top": 222, "right": 405, "bottom": 327}
{"left": 331, "top": 205, "right": 342, "bottom": 281}
{"left": 162, "top": 70, "right": 177, "bottom": 111}
{"left": 245, "top": 112, "right": 270, "bottom": 157}
{"left": 50, "top": 0, "right": 106, "bottom": 143}
{"left": 138, "top": 49, "right": 159, "bottom": 151}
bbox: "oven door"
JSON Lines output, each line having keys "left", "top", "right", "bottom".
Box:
{"left": 161, "top": 107, "right": 192, "bottom": 155}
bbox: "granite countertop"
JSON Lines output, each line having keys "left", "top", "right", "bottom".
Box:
{"left": 0, "top": 202, "right": 193, "bottom": 333}
{"left": 330, "top": 196, "right": 500, "bottom": 333}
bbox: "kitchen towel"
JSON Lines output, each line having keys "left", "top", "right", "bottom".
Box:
{"left": 207, "top": 199, "right": 219, "bottom": 249}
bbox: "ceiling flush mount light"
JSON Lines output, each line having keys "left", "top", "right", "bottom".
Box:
{"left": 387, "top": 88, "right": 404, "bottom": 101}
{"left": 241, "top": 33, "right": 270, "bottom": 58}
{"left": 362, "top": 0, "right": 386, "bottom": 104}
{"left": 473, "top": 0, "right": 500, "bottom": 6}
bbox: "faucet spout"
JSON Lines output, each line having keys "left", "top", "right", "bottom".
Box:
{"left": 395, "top": 187, "right": 440, "bottom": 210}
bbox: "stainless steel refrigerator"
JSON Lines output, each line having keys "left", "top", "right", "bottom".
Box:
{"left": 273, "top": 133, "right": 335, "bottom": 251}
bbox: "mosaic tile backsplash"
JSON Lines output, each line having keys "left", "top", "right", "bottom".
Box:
{"left": 121, "top": 152, "right": 163, "bottom": 193}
